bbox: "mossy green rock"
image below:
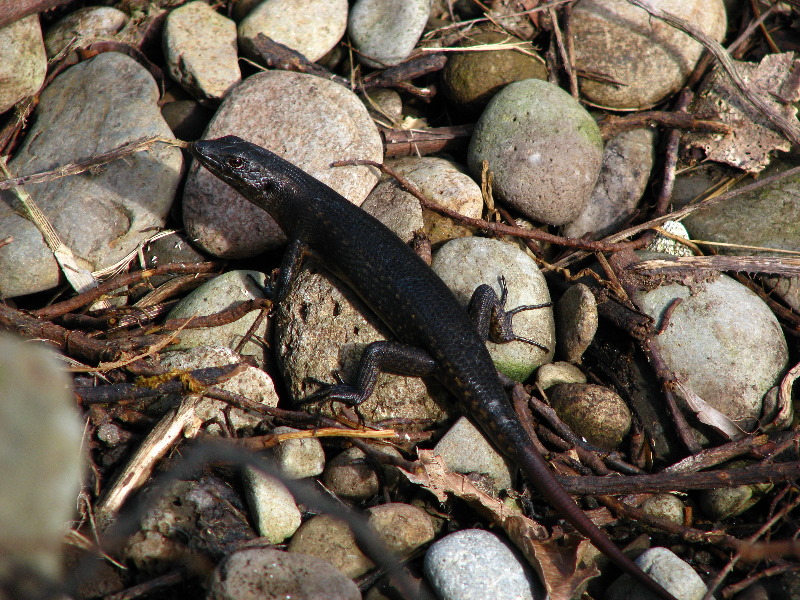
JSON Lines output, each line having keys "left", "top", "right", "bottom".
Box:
{"left": 441, "top": 30, "right": 547, "bottom": 112}
{"left": 468, "top": 79, "right": 603, "bottom": 225}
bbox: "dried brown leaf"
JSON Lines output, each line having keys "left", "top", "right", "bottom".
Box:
{"left": 684, "top": 52, "right": 798, "bottom": 172}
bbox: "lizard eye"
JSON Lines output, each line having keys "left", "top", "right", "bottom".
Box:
{"left": 226, "top": 156, "right": 244, "bottom": 168}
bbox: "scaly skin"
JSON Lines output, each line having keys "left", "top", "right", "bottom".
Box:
{"left": 190, "top": 136, "right": 678, "bottom": 600}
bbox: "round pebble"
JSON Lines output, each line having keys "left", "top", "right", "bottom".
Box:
{"left": 348, "top": 0, "right": 431, "bottom": 67}
{"left": 640, "top": 494, "right": 685, "bottom": 526}
{"left": 431, "top": 237, "right": 555, "bottom": 380}
{"left": 239, "top": 0, "right": 348, "bottom": 63}
{"left": 159, "top": 345, "right": 278, "bottom": 433}
{"left": 288, "top": 514, "right": 374, "bottom": 578}
{"left": 243, "top": 467, "right": 302, "bottom": 544}
{"left": 424, "top": 529, "right": 544, "bottom": 600}
{"left": 606, "top": 547, "right": 708, "bottom": 600}
{"left": 44, "top": 6, "right": 128, "bottom": 59}
{"left": 535, "top": 361, "right": 587, "bottom": 390}
{"left": 571, "top": 0, "right": 727, "bottom": 108}
{"left": 163, "top": 1, "right": 241, "bottom": 102}
{"left": 433, "top": 416, "right": 515, "bottom": 492}
{"left": 0, "top": 333, "right": 83, "bottom": 579}
{"left": 468, "top": 79, "right": 603, "bottom": 225}
{"left": 323, "top": 446, "right": 402, "bottom": 500}
{"left": 554, "top": 283, "right": 598, "bottom": 364}
{"left": 183, "top": 70, "right": 382, "bottom": 257}
{"left": 209, "top": 547, "right": 360, "bottom": 600}
{"left": 441, "top": 29, "right": 547, "bottom": 113}
{"left": 548, "top": 383, "right": 632, "bottom": 450}
{"left": 365, "top": 503, "right": 435, "bottom": 556}
{"left": 270, "top": 426, "right": 326, "bottom": 479}
{"left": 362, "top": 156, "right": 483, "bottom": 244}
{"left": 700, "top": 463, "right": 773, "bottom": 519}
{"left": 0, "top": 15, "right": 47, "bottom": 113}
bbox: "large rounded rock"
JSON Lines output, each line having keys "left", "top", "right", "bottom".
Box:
{"left": 571, "top": 0, "right": 727, "bottom": 108}
{"left": 183, "top": 71, "right": 382, "bottom": 257}
{"left": 209, "top": 547, "right": 360, "bottom": 600}
{"left": 468, "top": 79, "right": 603, "bottom": 225}
{"left": 44, "top": 6, "right": 128, "bottom": 59}
{"left": 634, "top": 268, "right": 787, "bottom": 431}
{"left": 563, "top": 127, "right": 656, "bottom": 239}
{"left": 0, "top": 52, "right": 183, "bottom": 298}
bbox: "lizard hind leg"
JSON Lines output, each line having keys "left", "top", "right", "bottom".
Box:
{"left": 468, "top": 276, "right": 553, "bottom": 352}
{"left": 298, "top": 340, "right": 439, "bottom": 408}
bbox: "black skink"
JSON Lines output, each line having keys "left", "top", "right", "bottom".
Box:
{"left": 190, "top": 136, "right": 679, "bottom": 600}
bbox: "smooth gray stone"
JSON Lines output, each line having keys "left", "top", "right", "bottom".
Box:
{"left": 0, "top": 332, "right": 83, "bottom": 579}
{"left": 424, "top": 529, "right": 544, "bottom": 600}
{"left": 0, "top": 15, "right": 47, "bottom": 113}
{"left": 0, "top": 52, "right": 182, "bottom": 298}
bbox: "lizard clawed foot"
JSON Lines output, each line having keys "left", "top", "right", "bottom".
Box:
{"left": 299, "top": 375, "right": 364, "bottom": 408}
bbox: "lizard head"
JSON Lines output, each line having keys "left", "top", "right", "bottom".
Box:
{"left": 190, "top": 136, "right": 304, "bottom": 211}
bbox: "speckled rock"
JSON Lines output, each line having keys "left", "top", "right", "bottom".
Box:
{"left": 275, "top": 264, "right": 454, "bottom": 424}
{"left": 424, "top": 529, "right": 544, "bottom": 600}
{"left": 431, "top": 237, "right": 555, "bottom": 380}
{"left": 362, "top": 157, "right": 483, "bottom": 244}
{"left": 365, "top": 503, "right": 435, "bottom": 557}
{"left": 159, "top": 345, "right": 278, "bottom": 433}
{"left": 555, "top": 283, "right": 598, "bottom": 363}
{"left": 288, "top": 514, "right": 374, "bottom": 578}
{"left": 563, "top": 127, "right": 656, "bottom": 239}
{"left": 164, "top": 270, "right": 269, "bottom": 363}
{"left": 633, "top": 264, "right": 788, "bottom": 433}
{"left": 441, "top": 29, "right": 547, "bottom": 112}
{"left": 208, "top": 548, "right": 360, "bottom": 600}
{"left": 0, "top": 53, "right": 183, "bottom": 298}
{"left": 572, "top": 0, "right": 727, "bottom": 109}
{"left": 549, "top": 383, "right": 631, "bottom": 450}
{"left": 360, "top": 88, "right": 403, "bottom": 124}
{"left": 640, "top": 494, "right": 685, "bottom": 526}
{"left": 0, "top": 15, "right": 47, "bottom": 113}
{"left": 433, "top": 416, "right": 514, "bottom": 492}
{"left": 468, "top": 79, "right": 603, "bottom": 225}
{"left": 535, "top": 362, "right": 587, "bottom": 390}
{"left": 163, "top": 1, "right": 241, "bottom": 102}
{"left": 160, "top": 99, "right": 214, "bottom": 141}
{"left": 44, "top": 6, "right": 128, "bottom": 59}
{"left": 270, "top": 426, "right": 326, "bottom": 479}
{"left": 239, "top": 0, "right": 348, "bottom": 63}
{"left": 348, "top": 0, "right": 430, "bottom": 67}
{"left": 125, "top": 478, "right": 255, "bottom": 572}
{"left": 0, "top": 333, "right": 83, "bottom": 580}
{"left": 607, "top": 547, "right": 708, "bottom": 600}
{"left": 646, "top": 220, "right": 694, "bottom": 257}
{"left": 183, "top": 71, "right": 382, "bottom": 257}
